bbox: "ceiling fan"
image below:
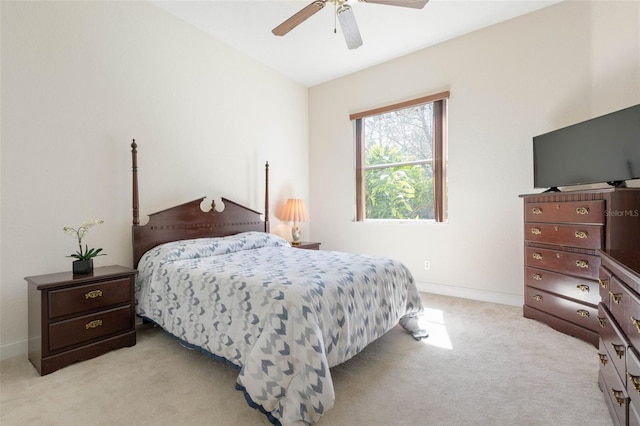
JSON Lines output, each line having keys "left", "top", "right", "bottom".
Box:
{"left": 272, "top": 0, "right": 429, "bottom": 50}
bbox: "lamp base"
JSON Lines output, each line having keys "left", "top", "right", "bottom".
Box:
{"left": 291, "top": 223, "right": 302, "bottom": 246}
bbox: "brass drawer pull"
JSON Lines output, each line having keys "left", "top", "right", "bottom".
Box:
{"left": 532, "top": 207, "right": 543, "bottom": 215}
{"left": 598, "top": 317, "right": 607, "bottom": 328}
{"left": 598, "top": 278, "right": 609, "bottom": 289}
{"left": 629, "top": 373, "right": 640, "bottom": 393}
{"left": 576, "top": 284, "right": 590, "bottom": 293}
{"left": 85, "top": 319, "right": 103, "bottom": 330}
{"left": 532, "top": 273, "right": 542, "bottom": 281}
{"left": 612, "top": 343, "right": 625, "bottom": 358}
{"left": 575, "top": 231, "right": 588, "bottom": 239}
{"left": 577, "top": 309, "right": 590, "bottom": 318}
{"left": 611, "top": 389, "right": 625, "bottom": 407}
{"left": 531, "top": 227, "right": 541, "bottom": 235}
{"left": 532, "top": 252, "right": 542, "bottom": 260}
{"left": 85, "top": 289, "right": 103, "bottom": 299}
{"left": 576, "top": 207, "right": 590, "bottom": 215}
{"left": 576, "top": 260, "right": 589, "bottom": 269}
{"left": 533, "top": 295, "right": 543, "bottom": 302}
{"left": 598, "top": 353, "right": 608, "bottom": 366}
{"left": 631, "top": 316, "right": 640, "bottom": 333}
{"left": 610, "top": 291, "right": 622, "bottom": 304}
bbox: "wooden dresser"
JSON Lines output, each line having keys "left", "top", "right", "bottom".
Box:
{"left": 598, "top": 250, "right": 640, "bottom": 425}
{"left": 26, "top": 265, "right": 137, "bottom": 375}
{"left": 520, "top": 188, "right": 640, "bottom": 347}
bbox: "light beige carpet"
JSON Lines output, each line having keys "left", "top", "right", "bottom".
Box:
{"left": 1, "top": 293, "right": 612, "bottom": 425}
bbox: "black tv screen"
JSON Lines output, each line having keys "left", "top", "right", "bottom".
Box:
{"left": 533, "top": 103, "right": 640, "bottom": 190}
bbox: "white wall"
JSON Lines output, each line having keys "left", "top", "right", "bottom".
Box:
{"left": 0, "top": 1, "right": 309, "bottom": 360}
{"left": 308, "top": 0, "right": 640, "bottom": 305}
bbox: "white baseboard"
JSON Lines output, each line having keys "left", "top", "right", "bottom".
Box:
{"left": 416, "top": 281, "right": 523, "bottom": 307}
{"left": 1, "top": 338, "right": 28, "bottom": 361}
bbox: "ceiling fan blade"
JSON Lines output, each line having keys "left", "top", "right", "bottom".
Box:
{"left": 337, "top": 4, "right": 363, "bottom": 50}
{"left": 358, "top": 0, "right": 429, "bottom": 9}
{"left": 272, "top": 0, "right": 327, "bottom": 36}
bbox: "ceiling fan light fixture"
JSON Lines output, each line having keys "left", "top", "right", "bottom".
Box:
{"left": 337, "top": 4, "right": 363, "bottom": 49}
{"left": 272, "top": 0, "right": 427, "bottom": 48}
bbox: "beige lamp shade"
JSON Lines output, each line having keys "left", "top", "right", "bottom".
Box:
{"left": 282, "top": 198, "right": 308, "bottom": 245}
{"left": 282, "top": 198, "right": 309, "bottom": 223}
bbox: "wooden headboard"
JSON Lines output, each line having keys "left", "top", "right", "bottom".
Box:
{"left": 131, "top": 140, "right": 270, "bottom": 267}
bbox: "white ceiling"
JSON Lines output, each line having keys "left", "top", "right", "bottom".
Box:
{"left": 152, "top": 0, "right": 564, "bottom": 87}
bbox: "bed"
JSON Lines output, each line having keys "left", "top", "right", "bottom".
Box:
{"left": 130, "top": 141, "right": 428, "bottom": 425}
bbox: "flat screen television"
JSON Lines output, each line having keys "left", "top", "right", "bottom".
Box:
{"left": 533, "top": 103, "right": 640, "bottom": 191}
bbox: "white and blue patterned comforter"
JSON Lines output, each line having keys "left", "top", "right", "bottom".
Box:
{"left": 135, "top": 232, "right": 426, "bottom": 425}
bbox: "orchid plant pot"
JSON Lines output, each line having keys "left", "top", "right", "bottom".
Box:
{"left": 72, "top": 259, "right": 94, "bottom": 275}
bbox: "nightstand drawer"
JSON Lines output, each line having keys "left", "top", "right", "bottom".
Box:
{"left": 292, "top": 242, "right": 321, "bottom": 250}
{"left": 49, "top": 278, "right": 132, "bottom": 319}
{"left": 49, "top": 305, "right": 132, "bottom": 352}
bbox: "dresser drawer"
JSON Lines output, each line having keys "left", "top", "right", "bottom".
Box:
{"left": 599, "top": 303, "right": 628, "bottom": 385}
{"left": 526, "top": 267, "right": 599, "bottom": 305}
{"left": 601, "top": 250, "right": 640, "bottom": 302}
{"left": 599, "top": 339, "right": 629, "bottom": 426}
{"left": 525, "top": 223, "right": 603, "bottom": 249}
{"left": 48, "top": 305, "right": 132, "bottom": 352}
{"left": 525, "top": 200, "right": 604, "bottom": 224}
{"left": 608, "top": 276, "right": 628, "bottom": 336}
{"left": 526, "top": 247, "right": 600, "bottom": 280}
{"left": 617, "top": 279, "right": 640, "bottom": 350}
{"left": 630, "top": 400, "right": 640, "bottom": 426}
{"left": 525, "top": 286, "right": 598, "bottom": 332}
{"left": 600, "top": 266, "right": 614, "bottom": 310}
{"left": 49, "top": 277, "right": 132, "bottom": 320}
{"left": 627, "top": 347, "right": 640, "bottom": 410}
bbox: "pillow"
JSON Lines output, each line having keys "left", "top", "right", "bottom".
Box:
{"left": 138, "top": 231, "right": 288, "bottom": 275}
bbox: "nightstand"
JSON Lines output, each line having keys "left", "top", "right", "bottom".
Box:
{"left": 25, "top": 265, "right": 137, "bottom": 375}
{"left": 292, "top": 242, "right": 321, "bottom": 250}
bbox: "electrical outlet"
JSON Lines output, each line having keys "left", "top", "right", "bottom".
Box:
{"left": 424, "top": 260, "right": 431, "bottom": 270}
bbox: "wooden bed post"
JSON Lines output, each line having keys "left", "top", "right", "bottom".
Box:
{"left": 265, "top": 161, "right": 270, "bottom": 231}
{"left": 131, "top": 140, "right": 139, "bottom": 226}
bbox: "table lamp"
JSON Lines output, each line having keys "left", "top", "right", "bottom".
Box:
{"left": 282, "top": 198, "right": 309, "bottom": 245}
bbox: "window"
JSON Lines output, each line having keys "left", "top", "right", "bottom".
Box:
{"left": 351, "top": 91, "right": 449, "bottom": 222}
